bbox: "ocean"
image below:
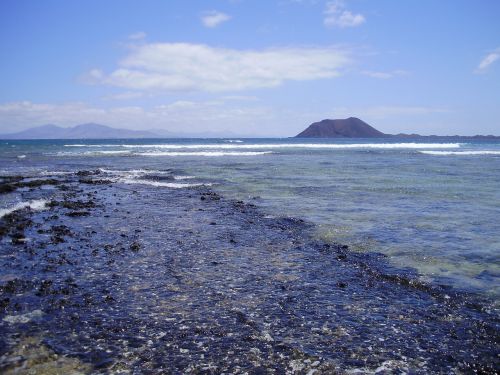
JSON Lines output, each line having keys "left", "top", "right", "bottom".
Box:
{"left": 1, "top": 137, "right": 499, "bottom": 300}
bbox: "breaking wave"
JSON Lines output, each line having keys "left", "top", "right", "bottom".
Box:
{"left": 118, "top": 143, "right": 463, "bottom": 150}
{"left": 95, "top": 169, "right": 204, "bottom": 189}
{"left": 119, "top": 178, "right": 209, "bottom": 189}
{"left": 56, "top": 151, "right": 132, "bottom": 156}
{"left": 419, "top": 151, "right": 500, "bottom": 156}
{"left": 136, "top": 151, "right": 273, "bottom": 157}
{"left": 0, "top": 199, "right": 48, "bottom": 219}
{"left": 64, "top": 143, "right": 463, "bottom": 150}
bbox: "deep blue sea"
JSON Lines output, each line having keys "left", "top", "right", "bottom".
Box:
{"left": 1, "top": 137, "right": 499, "bottom": 300}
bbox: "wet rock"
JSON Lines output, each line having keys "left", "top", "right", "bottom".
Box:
{"left": 61, "top": 200, "right": 95, "bottom": 210}
{"left": 76, "top": 170, "right": 101, "bottom": 176}
{"left": 11, "top": 232, "right": 27, "bottom": 245}
{"left": 19, "top": 178, "right": 59, "bottom": 188}
{"left": 51, "top": 225, "right": 72, "bottom": 236}
{"left": 336, "top": 253, "right": 347, "bottom": 261}
{"left": 0, "top": 175, "right": 23, "bottom": 183}
{"left": 142, "top": 175, "right": 175, "bottom": 182}
{"left": 0, "top": 183, "right": 16, "bottom": 194}
{"left": 130, "top": 242, "right": 141, "bottom": 252}
{"left": 78, "top": 178, "right": 112, "bottom": 185}
{"left": 36, "top": 280, "right": 53, "bottom": 296}
{"left": 200, "top": 191, "right": 221, "bottom": 201}
{"left": 0, "top": 297, "right": 10, "bottom": 309}
{"left": 66, "top": 211, "right": 90, "bottom": 217}
{"left": 0, "top": 278, "right": 32, "bottom": 294}
{"left": 0, "top": 211, "right": 33, "bottom": 240}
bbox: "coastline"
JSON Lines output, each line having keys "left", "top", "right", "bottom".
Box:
{"left": 0, "top": 171, "right": 498, "bottom": 373}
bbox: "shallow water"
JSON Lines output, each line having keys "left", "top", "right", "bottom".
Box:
{"left": 1, "top": 137, "right": 500, "bottom": 299}
{"left": 0, "top": 170, "right": 498, "bottom": 373}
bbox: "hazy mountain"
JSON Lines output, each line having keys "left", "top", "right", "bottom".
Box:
{"left": 0, "top": 123, "right": 161, "bottom": 139}
{"left": 296, "top": 117, "right": 386, "bottom": 138}
{"left": 0, "top": 123, "right": 260, "bottom": 139}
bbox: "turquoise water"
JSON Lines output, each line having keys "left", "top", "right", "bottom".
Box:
{"left": 1, "top": 138, "right": 499, "bottom": 298}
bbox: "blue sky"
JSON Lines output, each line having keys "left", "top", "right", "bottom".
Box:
{"left": 0, "top": 0, "right": 499, "bottom": 136}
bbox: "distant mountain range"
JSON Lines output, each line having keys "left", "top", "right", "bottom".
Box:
{"left": 296, "top": 117, "right": 500, "bottom": 139}
{"left": 2, "top": 119, "right": 498, "bottom": 140}
{"left": 0, "top": 123, "right": 246, "bottom": 139}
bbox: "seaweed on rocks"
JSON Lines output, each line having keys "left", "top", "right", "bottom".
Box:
{"left": 0, "top": 184, "right": 16, "bottom": 194}
{"left": 78, "top": 178, "right": 112, "bottom": 185}
{"left": 0, "top": 210, "right": 33, "bottom": 241}
{"left": 0, "top": 177, "right": 60, "bottom": 194}
{"left": 61, "top": 200, "right": 95, "bottom": 210}
{"left": 200, "top": 191, "right": 221, "bottom": 201}
{"left": 19, "top": 179, "right": 59, "bottom": 188}
{"left": 76, "top": 170, "right": 101, "bottom": 177}
{"left": 66, "top": 211, "right": 91, "bottom": 217}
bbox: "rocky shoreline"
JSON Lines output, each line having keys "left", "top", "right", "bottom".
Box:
{"left": 0, "top": 171, "right": 498, "bottom": 374}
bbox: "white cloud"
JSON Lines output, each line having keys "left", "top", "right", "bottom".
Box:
{"left": 103, "top": 91, "right": 144, "bottom": 101}
{"left": 128, "top": 31, "right": 147, "bottom": 40}
{"left": 222, "top": 95, "right": 260, "bottom": 102}
{"left": 80, "top": 68, "right": 104, "bottom": 84}
{"left": 87, "top": 43, "right": 352, "bottom": 92}
{"left": 201, "top": 11, "right": 231, "bottom": 28}
{"left": 324, "top": 1, "right": 365, "bottom": 28}
{"left": 475, "top": 49, "right": 500, "bottom": 73}
{"left": 362, "top": 70, "right": 408, "bottom": 79}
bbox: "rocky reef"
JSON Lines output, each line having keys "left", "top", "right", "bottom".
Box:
{"left": 0, "top": 171, "right": 498, "bottom": 374}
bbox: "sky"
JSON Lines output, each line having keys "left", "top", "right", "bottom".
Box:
{"left": 0, "top": 0, "right": 499, "bottom": 136}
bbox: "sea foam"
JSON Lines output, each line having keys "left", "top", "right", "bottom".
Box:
{"left": 121, "top": 143, "right": 463, "bottom": 150}
{"left": 136, "top": 151, "right": 273, "bottom": 156}
{"left": 120, "top": 178, "right": 209, "bottom": 189}
{"left": 419, "top": 151, "right": 500, "bottom": 156}
{"left": 0, "top": 199, "right": 48, "bottom": 219}
{"left": 97, "top": 169, "right": 202, "bottom": 188}
{"left": 63, "top": 143, "right": 462, "bottom": 150}
{"left": 55, "top": 150, "right": 132, "bottom": 157}
{"left": 98, "top": 168, "right": 171, "bottom": 175}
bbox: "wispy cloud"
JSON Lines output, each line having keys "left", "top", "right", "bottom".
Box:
{"left": 85, "top": 43, "right": 352, "bottom": 92}
{"left": 103, "top": 91, "right": 144, "bottom": 101}
{"left": 324, "top": 1, "right": 365, "bottom": 28}
{"left": 475, "top": 48, "right": 500, "bottom": 73}
{"left": 201, "top": 11, "right": 231, "bottom": 28}
{"left": 361, "top": 70, "right": 408, "bottom": 79}
{"left": 222, "top": 95, "right": 260, "bottom": 102}
{"left": 128, "top": 31, "right": 147, "bottom": 41}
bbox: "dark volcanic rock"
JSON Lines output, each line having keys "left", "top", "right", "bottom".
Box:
{"left": 76, "top": 170, "right": 101, "bottom": 177}
{"left": 296, "top": 117, "right": 386, "bottom": 138}
{"left": 0, "top": 177, "right": 60, "bottom": 194}
{"left": 78, "top": 178, "right": 112, "bottom": 185}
